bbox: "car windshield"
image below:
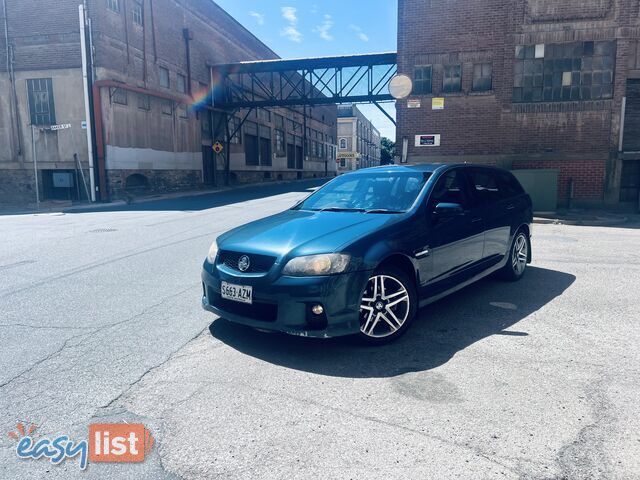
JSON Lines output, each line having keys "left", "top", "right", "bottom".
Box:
{"left": 294, "top": 171, "right": 431, "bottom": 213}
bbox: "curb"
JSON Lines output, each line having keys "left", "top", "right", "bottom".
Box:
{"left": 533, "top": 216, "right": 628, "bottom": 227}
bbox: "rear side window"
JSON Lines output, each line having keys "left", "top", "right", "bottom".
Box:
{"left": 468, "top": 169, "right": 501, "bottom": 204}
{"left": 496, "top": 171, "right": 525, "bottom": 198}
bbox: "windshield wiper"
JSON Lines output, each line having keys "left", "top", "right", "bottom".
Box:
{"left": 364, "top": 209, "right": 405, "bottom": 214}
{"left": 314, "top": 207, "right": 366, "bottom": 212}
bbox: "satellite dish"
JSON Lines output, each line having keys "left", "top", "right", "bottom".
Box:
{"left": 388, "top": 74, "right": 413, "bottom": 100}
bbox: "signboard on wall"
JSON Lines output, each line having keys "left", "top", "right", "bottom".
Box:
{"left": 407, "top": 98, "right": 421, "bottom": 109}
{"left": 337, "top": 152, "right": 360, "bottom": 159}
{"left": 415, "top": 134, "right": 441, "bottom": 147}
{"left": 432, "top": 98, "right": 445, "bottom": 110}
{"left": 50, "top": 123, "right": 72, "bottom": 131}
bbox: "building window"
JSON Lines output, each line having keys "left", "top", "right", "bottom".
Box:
{"left": 230, "top": 116, "right": 242, "bottom": 144}
{"left": 107, "top": 0, "right": 120, "bottom": 12}
{"left": 27, "top": 78, "right": 56, "bottom": 126}
{"left": 473, "top": 63, "right": 492, "bottom": 91}
{"left": 413, "top": 66, "right": 432, "bottom": 95}
{"left": 132, "top": 1, "right": 143, "bottom": 26}
{"left": 137, "top": 93, "right": 150, "bottom": 110}
{"left": 161, "top": 100, "right": 173, "bottom": 115}
{"left": 275, "top": 114, "right": 285, "bottom": 130}
{"left": 177, "top": 74, "right": 187, "bottom": 94}
{"left": 258, "top": 108, "right": 271, "bottom": 122}
{"left": 339, "top": 138, "right": 347, "bottom": 149}
{"left": 159, "top": 67, "right": 170, "bottom": 88}
{"left": 513, "top": 41, "right": 616, "bottom": 103}
{"left": 244, "top": 122, "right": 259, "bottom": 166}
{"left": 177, "top": 104, "right": 188, "bottom": 119}
{"left": 112, "top": 88, "right": 127, "bottom": 105}
{"left": 275, "top": 129, "right": 285, "bottom": 154}
{"left": 442, "top": 65, "right": 461, "bottom": 93}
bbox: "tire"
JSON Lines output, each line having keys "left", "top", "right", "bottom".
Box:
{"left": 499, "top": 229, "right": 530, "bottom": 281}
{"left": 357, "top": 266, "right": 418, "bottom": 345}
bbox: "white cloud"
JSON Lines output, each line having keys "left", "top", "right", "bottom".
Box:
{"left": 280, "top": 6, "right": 302, "bottom": 43}
{"left": 249, "top": 11, "right": 265, "bottom": 26}
{"left": 281, "top": 6, "right": 298, "bottom": 24}
{"left": 349, "top": 24, "right": 369, "bottom": 42}
{"left": 310, "top": 4, "right": 318, "bottom": 14}
{"left": 281, "top": 25, "right": 302, "bottom": 43}
{"left": 313, "top": 14, "right": 334, "bottom": 41}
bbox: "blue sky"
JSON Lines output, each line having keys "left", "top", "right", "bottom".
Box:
{"left": 214, "top": 0, "right": 398, "bottom": 139}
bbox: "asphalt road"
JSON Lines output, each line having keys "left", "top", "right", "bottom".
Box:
{"left": 0, "top": 181, "right": 639, "bottom": 479}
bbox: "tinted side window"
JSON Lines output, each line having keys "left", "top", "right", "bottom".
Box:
{"left": 496, "top": 171, "right": 525, "bottom": 199}
{"left": 468, "top": 169, "right": 502, "bottom": 204}
{"left": 429, "top": 170, "right": 468, "bottom": 210}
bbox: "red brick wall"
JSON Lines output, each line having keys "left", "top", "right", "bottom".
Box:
{"left": 396, "top": 0, "right": 638, "bottom": 203}
{"left": 513, "top": 158, "right": 607, "bottom": 201}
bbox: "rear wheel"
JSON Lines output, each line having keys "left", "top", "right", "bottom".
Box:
{"left": 357, "top": 267, "right": 417, "bottom": 345}
{"left": 499, "top": 230, "right": 530, "bottom": 281}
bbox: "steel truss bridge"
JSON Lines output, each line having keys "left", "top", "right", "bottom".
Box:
{"left": 205, "top": 52, "right": 398, "bottom": 184}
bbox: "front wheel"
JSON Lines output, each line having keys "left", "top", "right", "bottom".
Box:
{"left": 499, "top": 230, "right": 530, "bottom": 281}
{"left": 357, "top": 267, "right": 417, "bottom": 345}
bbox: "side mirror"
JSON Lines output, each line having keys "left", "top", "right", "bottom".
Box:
{"left": 433, "top": 202, "right": 464, "bottom": 217}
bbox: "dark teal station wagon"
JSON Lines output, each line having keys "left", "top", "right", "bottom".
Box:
{"left": 202, "top": 164, "right": 533, "bottom": 344}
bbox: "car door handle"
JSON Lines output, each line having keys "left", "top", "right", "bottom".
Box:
{"left": 506, "top": 204, "right": 515, "bottom": 210}
{"left": 471, "top": 217, "right": 483, "bottom": 223}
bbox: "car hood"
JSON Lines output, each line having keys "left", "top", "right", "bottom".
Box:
{"left": 217, "top": 209, "right": 402, "bottom": 258}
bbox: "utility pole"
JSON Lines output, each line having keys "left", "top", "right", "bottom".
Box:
{"left": 31, "top": 125, "right": 40, "bottom": 210}
{"left": 79, "top": 4, "right": 96, "bottom": 202}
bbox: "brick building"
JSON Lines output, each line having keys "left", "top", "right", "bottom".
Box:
{"left": 0, "top": 0, "right": 337, "bottom": 205}
{"left": 397, "top": 0, "right": 640, "bottom": 209}
{"left": 337, "top": 104, "right": 381, "bottom": 173}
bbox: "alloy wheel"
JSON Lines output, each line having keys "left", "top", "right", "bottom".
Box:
{"left": 512, "top": 233, "right": 528, "bottom": 276}
{"left": 360, "top": 275, "right": 411, "bottom": 338}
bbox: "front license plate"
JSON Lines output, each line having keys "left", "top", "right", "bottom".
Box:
{"left": 220, "top": 281, "right": 253, "bottom": 304}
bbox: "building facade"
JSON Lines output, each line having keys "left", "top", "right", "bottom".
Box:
{"left": 337, "top": 105, "right": 381, "bottom": 173}
{"left": 397, "top": 0, "right": 640, "bottom": 209}
{"left": 0, "top": 0, "right": 336, "bottom": 205}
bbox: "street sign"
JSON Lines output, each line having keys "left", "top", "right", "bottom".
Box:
{"left": 81, "top": 121, "right": 87, "bottom": 129}
{"left": 50, "top": 123, "right": 72, "bottom": 131}
{"left": 213, "top": 142, "right": 224, "bottom": 154}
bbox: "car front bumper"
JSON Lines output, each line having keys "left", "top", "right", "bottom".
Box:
{"left": 201, "top": 262, "right": 372, "bottom": 338}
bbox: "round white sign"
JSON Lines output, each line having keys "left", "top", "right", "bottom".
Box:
{"left": 388, "top": 74, "right": 413, "bottom": 100}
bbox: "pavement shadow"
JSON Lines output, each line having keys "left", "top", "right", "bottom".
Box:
{"left": 57, "top": 179, "right": 328, "bottom": 215}
{"left": 209, "top": 266, "right": 575, "bottom": 378}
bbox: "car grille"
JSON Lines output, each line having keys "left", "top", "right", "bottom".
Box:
{"left": 207, "top": 287, "right": 278, "bottom": 323}
{"left": 218, "top": 250, "right": 277, "bottom": 274}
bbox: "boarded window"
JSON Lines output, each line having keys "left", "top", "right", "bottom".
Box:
{"left": 27, "top": 78, "right": 56, "bottom": 125}
{"left": 413, "top": 66, "right": 432, "bottom": 95}
{"left": 442, "top": 65, "right": 462, "bottom": 93}
{"left": 132, "top": 1, "right": 143, "bottom": 26}
{"left": 112, "top": 88, "right": 127, "bottom": 105}
{"left": 473, "top": 63, "right": 492, "bottom": 91}
{"left": 159, "top": 67, "right": 170, "bottom": 88}
{"left": 177, "top": 74, "right": 187, "bottom": 94}
{"left": 161, "top": 100, "right": 173, "bottom": 115}
{"left": 107, "top": 0, "right": 119, "bottom": 12}
{"left": 138, "top": 93, "right": 150, "bottom": 110}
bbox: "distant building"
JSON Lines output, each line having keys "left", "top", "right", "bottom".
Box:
{"left": 0, "top": 0, "right": 336, "bottom": 205}
{"left": 397, "top": 0, "right": 640, "bottom": 209}
{"left": 337, "top": 105, "right": 381, "bottom": 173}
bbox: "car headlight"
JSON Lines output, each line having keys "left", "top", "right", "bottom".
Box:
{"left": 206, "top": 240, "right": 219, "bottom": 264}
{"left": 282, "top": 254, "right": 350, "bottom": 276}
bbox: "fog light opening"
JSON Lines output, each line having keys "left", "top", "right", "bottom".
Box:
{"left": 311, "top": 304, "right": 324, "bottom": 315}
